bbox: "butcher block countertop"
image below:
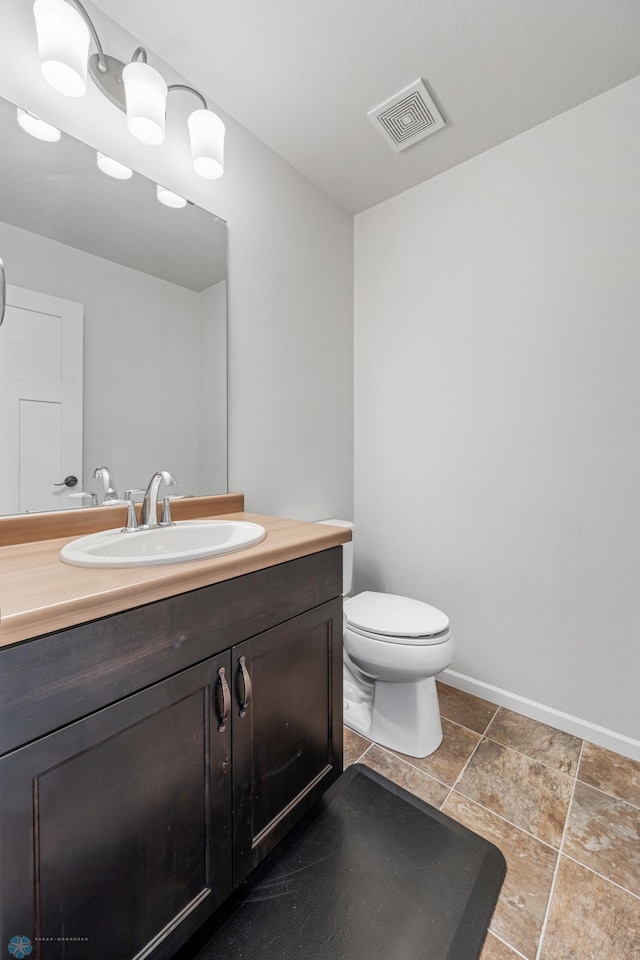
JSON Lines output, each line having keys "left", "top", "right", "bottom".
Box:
{"left": 0, "top": 495, "right": 350, "bottom": 648}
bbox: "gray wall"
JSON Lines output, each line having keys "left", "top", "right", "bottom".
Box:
{"left": 354, "top": 78, "right": 640, "bottom": 757}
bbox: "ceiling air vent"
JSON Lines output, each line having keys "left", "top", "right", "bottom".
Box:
{"left": 368, "top": 79, "right": 445, "bottom": 152}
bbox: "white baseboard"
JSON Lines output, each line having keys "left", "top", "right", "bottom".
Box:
{"left": 440, "top": 668, "right": 640, "bottom": 763}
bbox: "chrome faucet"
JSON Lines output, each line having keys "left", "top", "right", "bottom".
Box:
{"left": 93, "top": 465, "right": 119, "bottom": 502}
{"left": 140, "top": 470, "right": 177, "bottom": 528}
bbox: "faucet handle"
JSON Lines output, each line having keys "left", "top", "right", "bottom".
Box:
{"left": 122, "top": 498, "right": 139, "bottom": 533}
{"left": 159, "top": 496, "right": 174, "bottom": 526}
{"left": 67, "top": 491, "right": 99, "bottom": 507}
{"left": 124, "top": 488, "right": 145, "bottom": 501}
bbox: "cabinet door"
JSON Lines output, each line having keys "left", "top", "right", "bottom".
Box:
{"left": 0, "top": 654, "right": 233, "bottom": 960}
{"left": 232, "top": 597, "right": 343, "bottom": 882}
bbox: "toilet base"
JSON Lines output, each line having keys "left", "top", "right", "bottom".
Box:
{"left": 343, "top": 665, "right": 444, "bottom": 759}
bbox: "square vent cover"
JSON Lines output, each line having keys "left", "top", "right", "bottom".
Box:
{"left": 368, "top": 79, "right": 445, "bottom": 153}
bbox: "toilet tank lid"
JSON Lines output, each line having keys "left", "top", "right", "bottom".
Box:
{"left": 344, "top": 591, "right": 449, "bottom": 638}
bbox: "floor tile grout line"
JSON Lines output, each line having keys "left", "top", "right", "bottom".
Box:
{"left": 434, "top": 709, "right": 584, "bottom": 785}
{"left": 442, "top": 729, "right": 487, "bottom": 808}
{"left": 443, "top": 785, "right": 561, "bottom": 854}
{"left": 560, "top": 852, "right": 640, "bottom": 902}
{"left": 353, "top": 744, "right": 373, "bottom": 765}
{"left": 486, "top": 930, "right": 530, "bottom": 960}
{"left": 533, "top": 738, "right": 585, "bottom": 960}
{"left": 482, "top": 732, "right": 580, "bottom": 780}
{"left": 366, "top": 742, "right": 451, "bottom": 792}
{"left": 440, "top": 701, "right": 500, "bottom": 738}
{"left": 449, "top": 731, "right": 572, "bottom": 851}
{"left": 573, "top": 776, "right": 640, "bottom": 812}
{"left": 436, "top": 712, "right": 640, "bottom": 814}
{"left": 438, "top": 717, "right": 483, "bottom": 809}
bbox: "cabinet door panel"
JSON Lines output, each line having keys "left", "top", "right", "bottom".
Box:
{"left": 233, "top": 598, "right": 343, "bottom": 882}
{"left": 0, "top": 655, "right": 232, "bottom": 960}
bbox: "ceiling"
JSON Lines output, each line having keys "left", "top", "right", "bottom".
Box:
{"left": 0, "top": 94, "right": 226, "bottom": 290}
{"left": 93, "top": 0, "right": 640, "bottom": 213}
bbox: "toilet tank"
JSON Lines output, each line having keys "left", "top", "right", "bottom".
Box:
{"left": 317, "top": 519, "right": 353, "bottom": 596}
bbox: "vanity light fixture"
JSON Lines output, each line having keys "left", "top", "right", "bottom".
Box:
{"left": 33, "top": 0, "right": 90, "bottom": 97}
{"left": 32, "top": 0, "right": 225, "bottom": 178}
{"left": 96, "top": 152, "right": 132, "bottom": 179}
{"left": 156, "top": 185, "right": 187, "bottom": 208}
{"left": 16, "top": 107, "right": 61, "bottom": 142}
{"left": 122, "top": 52, "right": 167, "bottom": 146}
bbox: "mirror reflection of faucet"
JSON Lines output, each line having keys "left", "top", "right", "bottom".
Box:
{"left": 92, "top": 465, "right": 130, "bottom": 505}
{"left": 92, "top": 465, "right": 137, "bottom": 505}
{"left": 67, "top": 491, "right": 99, "bottom": 507}
{"left": 69, "top": 469, "right": 183, "bottom": 517}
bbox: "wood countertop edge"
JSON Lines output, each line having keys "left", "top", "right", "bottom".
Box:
{"left": 0, "top": 512, "right": 351, "bottom": 649}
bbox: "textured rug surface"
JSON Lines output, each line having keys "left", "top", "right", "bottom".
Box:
{"left": 179, "top": 764, "right": 507, "bottom": 960}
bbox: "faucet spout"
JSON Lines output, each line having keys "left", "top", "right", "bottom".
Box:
{"left": 93, "top": 466, "right": 119, "bottom": 502}
{"left": 140, "top": 470, "right": 177, "bottom": 528}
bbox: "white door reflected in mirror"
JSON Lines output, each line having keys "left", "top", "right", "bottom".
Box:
{"left": 0, "top": 285, "right": 82, "bottom": 514}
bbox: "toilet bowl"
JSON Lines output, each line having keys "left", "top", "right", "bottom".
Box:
{"left": 317, "top": 520, "right": 454, "bottom": 759}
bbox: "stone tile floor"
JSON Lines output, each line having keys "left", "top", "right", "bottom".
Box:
{"left": 343, "top": 681, "right": 640, "bottom": 960}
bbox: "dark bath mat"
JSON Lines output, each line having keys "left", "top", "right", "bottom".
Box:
{"left": 178, "top": 764, "right": 506, "bottom": 960}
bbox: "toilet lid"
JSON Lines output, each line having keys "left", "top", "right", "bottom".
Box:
{"left": 344, "top": 591, "right": 450, "bottom": 641}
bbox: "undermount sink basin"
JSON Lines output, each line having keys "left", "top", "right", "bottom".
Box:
{"left": 60, "top": 520, "right": 267, "bottom": 568}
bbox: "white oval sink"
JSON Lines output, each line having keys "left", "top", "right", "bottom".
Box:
{"left": 60, "top": 520, "right": 267, "bottom": 568}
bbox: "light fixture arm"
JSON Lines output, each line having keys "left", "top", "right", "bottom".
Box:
{"left": 63, "top": 0, "right": 106, "bottom": 70}
{"left": 130, "top": 46, "right": 148, "bottom": 64}
{"left": 167, "top": 84, "right": 208, "bottom": 110}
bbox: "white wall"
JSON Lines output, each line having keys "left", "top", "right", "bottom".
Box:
{"left": 199, "top": 280, "right": 227, "bottom": 494}
{"left": 355, "top": 77, "right": 640, "bottom": 756}
{"left": 0, "top": 219, "right": 202, "bottom": 498}
{"left": 0, "top": 0, "right": 353, "bottom": 520}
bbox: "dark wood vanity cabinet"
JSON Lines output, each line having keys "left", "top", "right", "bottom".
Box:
{"left": 1, "top": 654, "right": 234, "bottom": 960}
{"left": 0, "top": 548, "right": 343, "bottom": 960}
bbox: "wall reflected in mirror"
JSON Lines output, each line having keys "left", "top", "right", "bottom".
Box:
{"left": 0, "top": 94, "right": 227, "bottom": 516}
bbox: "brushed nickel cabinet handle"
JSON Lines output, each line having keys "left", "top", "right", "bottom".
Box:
{"left": 237, "top": 656, "right": 252, "bottom": 718}
{"left": 215, "top": 667, "right": 231, "bottom": 732}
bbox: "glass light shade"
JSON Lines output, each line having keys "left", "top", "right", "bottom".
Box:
{"left": 156, "top": 185, "right": 187, "bottom": 208}
{"left": 122, "top": 61, "right": 167, "bottom": 145}
{"left": 188, "top": 109, "right": 225, "bottom": 179}
{"left": 33, "top": 0, "right": 90, "bottom": 98}
{"left": 96, "top": 152, "right": 133, "bottom": 180}
{"left": 17, "top": 108, "right": 61, "bottom": 142}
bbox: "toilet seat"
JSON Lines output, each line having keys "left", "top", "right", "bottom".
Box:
{"left": 344, "top": 591, "right": 450, "bottom": 645}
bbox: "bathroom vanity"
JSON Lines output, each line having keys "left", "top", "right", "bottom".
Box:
{"left": 0, "top": 496, "right": 349, "bottom": 960}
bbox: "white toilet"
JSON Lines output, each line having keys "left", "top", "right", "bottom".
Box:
{"left": 319, "top": 520, "right": 454, "bottom": 759}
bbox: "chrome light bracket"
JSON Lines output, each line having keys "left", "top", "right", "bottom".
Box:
{"left": 88, "top": 53, "right": 126, "bottom": 111}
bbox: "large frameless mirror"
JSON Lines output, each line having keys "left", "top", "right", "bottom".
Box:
{"left": 0, "top": 94, "right": 227, "bottom": 515}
